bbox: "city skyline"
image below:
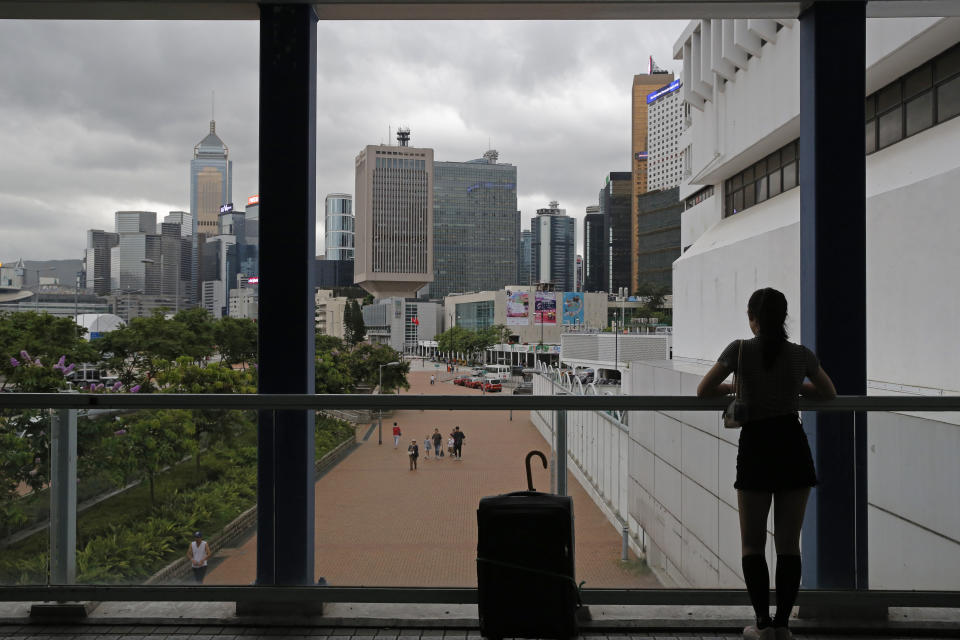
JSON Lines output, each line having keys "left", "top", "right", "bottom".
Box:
{"left": 0, "top": 19, "right": 683, "bottom": 263}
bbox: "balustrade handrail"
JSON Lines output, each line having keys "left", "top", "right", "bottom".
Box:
{"left": 1, "top": 393, "right": 959, "bottom": 411}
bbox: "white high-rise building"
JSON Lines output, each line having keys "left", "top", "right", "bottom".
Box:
{"left": 646, "top": 78, "right": 685, "bottom": 191}
{"left": 354, "top": 129, "right": 433, "bottom": 299}
{"left": 324, "top": 193, "right": 354, "bottom": 261}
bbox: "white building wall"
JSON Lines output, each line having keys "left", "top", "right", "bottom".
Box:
{"left": 658, "top": 16, "right": 960, "bottom": 590}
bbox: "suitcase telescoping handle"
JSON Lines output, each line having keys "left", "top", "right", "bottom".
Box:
{"left": 525, "top": 450, "right": 547, "bottom": 491}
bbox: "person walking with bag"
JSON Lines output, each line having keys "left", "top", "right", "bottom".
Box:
{"left": 392, "top": 422, "right": 401, "bottom": 449}
{"left": 697, "top": 288, "right": 836, "bottom": 640}
{"left": 432, "top": 428, "right": 444, "bottom": 458}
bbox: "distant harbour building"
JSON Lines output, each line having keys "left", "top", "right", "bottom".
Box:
{"left": 84, "top": 230, "right": 119, "bottom": 296}
{"left": 354, "top": 128, "right": 434, "bottom": 299}
{"left": 432, "top": 149, "right": 519, "bottom": 299}
{"left": 110, "top": 211, "right": 159, "bottom": 294}
{"left": 324, "top": 193, "right": 355, "bottom": 261}
{"left": 531, "top": 202, "right": 576, "bottom": 291}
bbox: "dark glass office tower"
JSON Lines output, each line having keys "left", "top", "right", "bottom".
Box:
{"left": 635, "top": 186, "right": 682, "bottom": 292}
{"left": 600, "top": 172, "right": 633, "bottom": 294}
{"left": 583, "top": 207, "right": 607, "bottom": 292}
{"left": 432, "top": 150, "right": 518, "bottom": 298}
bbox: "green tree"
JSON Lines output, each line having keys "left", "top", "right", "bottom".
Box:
{"left": 109, "top": 409, "right": 196, "bottom": 505}
{"left": 171, "top": 308, "right": 216, "bottom": 365}
{"left": 155, "top": 357, "right": 256, "bottom": 473}
{"left": 0, "top": 313, "right": 96, "bottom": 534}
{"left": 0, "top": 312, "right": 97, "bottom": 391}
{"left": 347, "top": 342, "right": 409, "bottom": 392}
{"left": 343, "top": 299, "right": 366, "bottom": 346}
{"left": 213, "top": 316, "right": 257, "bottom": 368}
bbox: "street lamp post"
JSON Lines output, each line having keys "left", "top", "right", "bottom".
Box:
{"left": 377, "top": 361, "right": 401, "bottom": 445}
{"left": 74, "top": 271, "right": 81, "bottom": 333}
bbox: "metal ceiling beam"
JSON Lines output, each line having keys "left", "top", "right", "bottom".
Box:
{"left": 2, "top": 0, "right": 960, "bottom": 21}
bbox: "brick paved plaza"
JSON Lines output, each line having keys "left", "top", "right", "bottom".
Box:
{"left": 205, "top": 365, "right": 659, "bottom": 589}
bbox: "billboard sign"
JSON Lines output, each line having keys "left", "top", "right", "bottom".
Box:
{"left": 219, "top": 203, "right": 234, "bottom": 214}
{"left": 535, "top": 291, "right": 557, "bottom": 325}
{"left": 506, "top": 290, "right": 529, "bottom": 326}
{"left": 247, "top": 195, "right": 259, "bottom": 206}
{"left": 561, "top": 292, "right": 584, "bottom": 325}
{"left": 646, "top": 79, "right": 682, "bottom": 104}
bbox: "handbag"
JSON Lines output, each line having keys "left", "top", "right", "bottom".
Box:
{"left": 723, "top": 339, "right": 748, "bottom": 428}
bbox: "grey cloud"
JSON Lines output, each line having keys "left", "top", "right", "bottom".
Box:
{"left": 1, "top": 18, "right": 685, "bottom": 262}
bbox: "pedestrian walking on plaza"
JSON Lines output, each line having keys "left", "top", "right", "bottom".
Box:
{"left": 451, "top": 426, "right": 466, "bottom": 460}
{"left": 430, "top": 374, "right": 436, "bottom": 385}
{"left": 423, "top": 433, "right": 433, "bottom": 459}
{"left": 697, "top": 287, "right": 836, "bottom": 640}
{"left": 432, "top": 428, "right": 444, "bottom": 457}
{"left": 187, "top": 531, "right": 211, "bottom": 584}
{"left": 407, "top": 439, "right": 419, "bottom": 470}
{"left": 392, "top": 422, "right": 401, "bottom": 449}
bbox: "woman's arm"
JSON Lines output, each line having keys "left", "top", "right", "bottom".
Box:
{"left": 801, "top": 365, "right": 837, "bottom": 399}
{"left": 696, "top": 362, "right": 734, "bottom": 397}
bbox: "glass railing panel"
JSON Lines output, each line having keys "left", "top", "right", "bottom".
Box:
{"left": 866, "top": 408, "right": 960, "bottom": 592}
{"left": 72, "top": 407, "right": 259, "bottom": 586}
{"left": 0, "top": 408, "right": 51, "bottom": 586}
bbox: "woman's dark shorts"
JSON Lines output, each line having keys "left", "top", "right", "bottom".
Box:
{"left": 735, "top": 414, "right": 817, "bottom": 491}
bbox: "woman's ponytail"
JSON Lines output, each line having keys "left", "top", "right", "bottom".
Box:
{"left": 748, "top": 288, "right": 788, "bottom": 369}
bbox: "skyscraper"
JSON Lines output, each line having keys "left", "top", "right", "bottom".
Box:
{"left": 519, "top": 229, "right": 533, "bottom": 286}
{"left": 191, "top": 120, "right": 232, "bottom": 237}
{"left": 84, "top": 230, "right": 119, "bottom": 296}
{"left": 190, "top": 120, "right": 232, "bottom": 303}
{"left": 600, "top": 172, "right": 633, "bottom": 294}
{"left": 583, "top": 206, "right": 606, "bottom": 293}
{"left": 324, "top": 193, "right": 355, "bottom": 261}
{"left": 632, "top": 58, "right": 674, "bottom": 292}
{"left": 432, "top": 149, "right": 519, "bottom": 298}
{"left": 647, "top": 78, "right": 685, "bottom": 191}
{"left": 531, "top": 202, "right": 575, "bottom": 291}
{"left": 164, "top": 211, "right": 193, "bottom": 308}
{"left": 354, "top": 129, "right": 433, "bottom": 299}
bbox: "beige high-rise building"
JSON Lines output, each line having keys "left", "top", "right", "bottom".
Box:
{"left": 354, "top": 129, "right": 434, "bottom": 299}
{"left": 631, "top": 62, "right": 674, "bottom": 293}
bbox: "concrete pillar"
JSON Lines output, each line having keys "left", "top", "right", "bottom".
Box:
{"left": 254, "top": 2, "right": 318, "bottom": 595}
{"left": 799, "top": 1, "right": 872, "bottom": 604}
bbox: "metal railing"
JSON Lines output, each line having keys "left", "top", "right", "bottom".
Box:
{"left": 1, "top": 391, "right": 959, "bottom": 610}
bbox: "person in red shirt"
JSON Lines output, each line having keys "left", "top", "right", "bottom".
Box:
{"left": 392, "top": 422, "right": 401, "bottom": 448}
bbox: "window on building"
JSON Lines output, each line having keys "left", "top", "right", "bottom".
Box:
{"left": 866, "top": 42, "right": 960, "bottom": 154}
{"left": 723, "top": 140, "right": 798, "bottom": 217}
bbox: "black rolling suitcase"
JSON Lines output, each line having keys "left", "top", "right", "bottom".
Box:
{"left": 477, "top": 451, "right": 580, "bottom": 640}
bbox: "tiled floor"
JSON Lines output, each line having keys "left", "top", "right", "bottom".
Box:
{"left": 0, "top": 626, "right": 948, "bottom": 640}
{"left": 205, "top": 367, "right": 658, "bottom": 590}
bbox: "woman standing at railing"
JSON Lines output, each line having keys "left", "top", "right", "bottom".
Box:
{"left": 697, "top": 287, "right": 837, "bottom": 640}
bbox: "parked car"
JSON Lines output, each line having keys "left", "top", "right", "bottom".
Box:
{"left": 483, "top": 380, "right": 503, "bottom": 393}
{"left": 466, "top": 376, "right": 485, "bottom": 389}
{"left": 453, "top": 374, "right": 470, "bottom": 386}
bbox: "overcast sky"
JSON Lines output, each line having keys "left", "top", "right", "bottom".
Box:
{"left": 0, "top": 19, "right": 685, "bottom": 263}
